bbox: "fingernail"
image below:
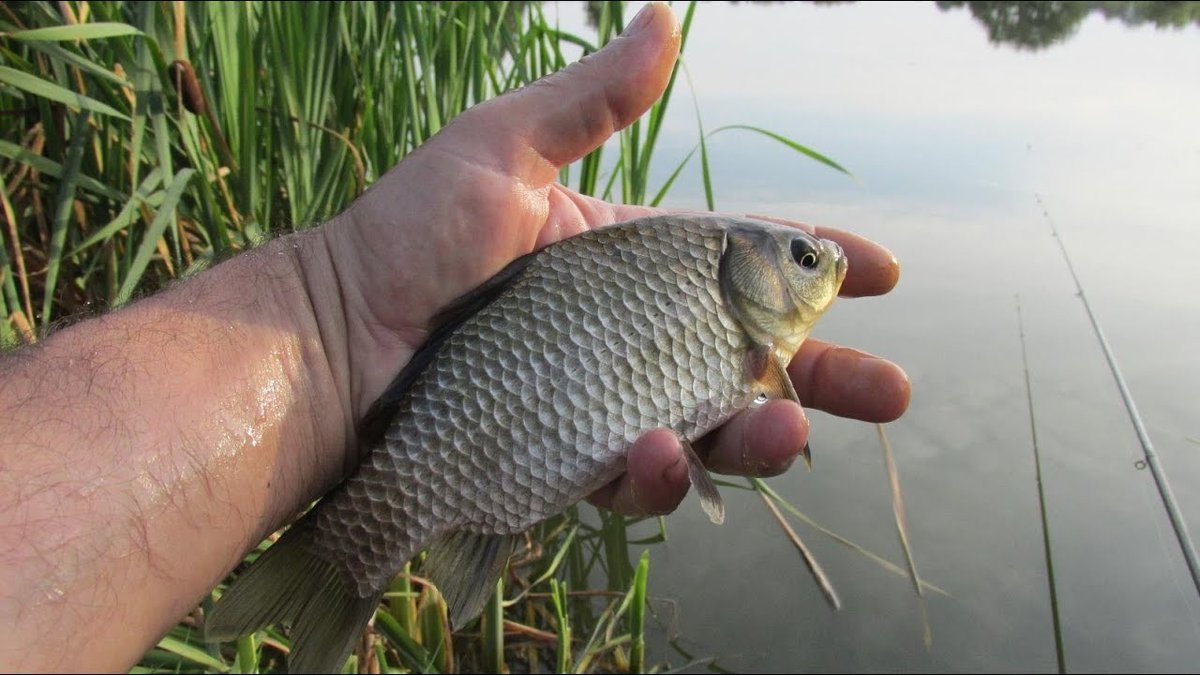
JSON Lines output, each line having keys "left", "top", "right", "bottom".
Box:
{"left": 621, "top": 3, "right": 657, "bottom": 38}
{"left": 854, "top": 355, "right": 896, "bottom": 390}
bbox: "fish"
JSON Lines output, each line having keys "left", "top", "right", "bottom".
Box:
{"left": 204, "top": 214, "right": 848, "bottom": 671}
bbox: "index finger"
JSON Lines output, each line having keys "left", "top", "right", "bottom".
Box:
{"left": 745, "top": 214, "right": 900, "bottom": 298}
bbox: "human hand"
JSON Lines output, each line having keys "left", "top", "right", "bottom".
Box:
{"left": 311, "top": 2, "right": 910, "bottom": 516}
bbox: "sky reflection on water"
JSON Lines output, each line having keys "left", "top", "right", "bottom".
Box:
{"left": 557, "top": 2, "right": 1200, "bottom": 671}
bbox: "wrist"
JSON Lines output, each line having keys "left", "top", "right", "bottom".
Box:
{"left": 306, "top": 210, "right": 421, "bottom": 425}
{"left": 220, "top": 227, "right": 360, "bottom": 510}
{"left": 0, "top": 227, "right": 357, "bottom": 669}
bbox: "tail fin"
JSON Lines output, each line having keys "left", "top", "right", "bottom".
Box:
{"left": 205, "top": 522, "right": 383, "bottom": 672}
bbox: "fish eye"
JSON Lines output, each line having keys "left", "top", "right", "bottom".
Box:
{"left": 790, "top": 238, "right": 820, "bottom": 270}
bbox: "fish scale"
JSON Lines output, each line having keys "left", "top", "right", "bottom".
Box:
{"left": 205, "top": 214, "right": 848, "bottom": 673}
{"left": 309, "top": 217, "right": 752, "bottom": 597}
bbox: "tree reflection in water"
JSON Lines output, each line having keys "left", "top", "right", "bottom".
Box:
{"left": 698, "top": 1, "right": 1200, "bottom": 50}
{"left": 936, "top": 1, "right": 1200, "bottom": 50}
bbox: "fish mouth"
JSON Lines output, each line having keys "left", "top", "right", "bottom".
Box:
{"left": 827, "top": 240, "right": 849, "bottom": 286}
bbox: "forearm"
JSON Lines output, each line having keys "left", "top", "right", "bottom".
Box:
{"left": 0, "top": 228, "right": 351, "bottom": 671}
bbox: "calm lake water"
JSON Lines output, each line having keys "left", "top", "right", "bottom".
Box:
{"left": 556, "top": 2, "right": 1200, "bottom": 672}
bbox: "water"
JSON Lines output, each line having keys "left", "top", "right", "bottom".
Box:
{"left": 556, "top": 2, "right": 1200, "bottom": 671}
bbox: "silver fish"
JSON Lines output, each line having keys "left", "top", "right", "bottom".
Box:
{"left": 205, "top": 214, "right": 848, "bottom": 671}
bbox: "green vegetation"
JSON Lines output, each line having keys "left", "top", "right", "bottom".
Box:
{"left": 1, "top": 2, "right": 916, "bottom": 672}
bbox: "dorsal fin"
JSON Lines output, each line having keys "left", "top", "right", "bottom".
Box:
{"left": 358, "top": 251, "right": 539, "bottom": 444}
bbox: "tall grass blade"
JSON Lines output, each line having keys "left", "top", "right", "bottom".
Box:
{"left": 132, "top": 4, "right": 180, "bottom": 264}
{"left": 1016, "top": 294, "right": 1067, "bottom": 673}
{"left": 0, "top": 173, "right": 33, "bottom": 331}
{"left": 680, "top": 63, "right": 714, "bottom": 211}
{"left": 599, "top": 509, "right": 633, "bottom": 592}
{"left": 551, "top": 579, "right": 572, "bottom": 674}
{"left": 648, "top": 143, "right": 699, "bottom": 207}
{"left": 68, "top": 168, "right": 162, "bottom": 255}
{"left": 629, "top": 550, "right": 649, "bottom": 674}
{"left": 375, "top": 607, "right": 442, "bottom": 674}
{"left": 636, "top": 0, "right": 697, "bottom": 196}
{"left": 573, "top": 596, "right": 622, "bottom": 673}
{"left": 541, "top": 28, "right": 596, "bottom": 53}
{"left": 0, "top": 138, "right": 125, "bottom": 200}
{"left": 649, "top": 123, "right": 850, "bottom": 206}
{"left": 114, "top": 167, "right": 194, "bottom": 305}
{"left": 0, "top": 268, "right": 15, "bottom": 347}
{"left": 232, "top": 633, "right": 258, "bottom": 674}
{"left": 0, "top": 65, "right": 129, "bottom": 120}
{"left": 16, "top": 39, "right": 132, "bottom": 86}
{"left": 418, "top": 584, "right": 454, "bottom": 674}
{"left": 388, "top": 563, "right": 418, "bottom": 634}
{"left": 41, "top": 110, "right": 90, "bottom": 327}
{"left": 155, "top": 632, "right": 229, "bottom": 671}
{"left": 756, "top": 483, "right": 841, "bottom": 610}
{"left": 751, "top": 477, "right": 952, "bottom": 597}
{"left": 876, "top": 422, "right": 933, "bottom": 650}
{"left": 714, "top": 124, "right": 852, "bottom": 175}
{"left": 665, "top": 640, "right": 722, "bottom": 674}
{"left": 506, "top": 525, "right": 578, "bottom": 607}
{"left": 482, "top": 578, "right": 505, "bottom": 674}
{"left": 3, "top": 22, "right": 143, "bottom": 41}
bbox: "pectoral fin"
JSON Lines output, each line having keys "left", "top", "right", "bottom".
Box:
{"left": 758, "top": 346, "right": 800, "bottom": 405}
{"left": 748, "top": 344, "right": 812, "bottom": 470}
{"left": 681, "top": 439, "right": 725, "bottom": 525}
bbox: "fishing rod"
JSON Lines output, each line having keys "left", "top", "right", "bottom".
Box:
{"left": 1036, "top": 194, "right": 1200, "bottom": 597}
{"left": 1016, "top": 296, "right": 1066, "bottom": 673}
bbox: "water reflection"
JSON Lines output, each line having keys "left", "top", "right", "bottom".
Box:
{"left": 553, "top": 0, "right": 1200, "bottom": 671}
{"left": 936, "top": 1, "right": 1200, "bottom": 49}
{"left": 683, "top": 2, "right": 1200, "bottom": 50}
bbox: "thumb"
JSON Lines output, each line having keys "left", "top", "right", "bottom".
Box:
{"left": 456, "top": 2, "right": 681, "bottom": 181}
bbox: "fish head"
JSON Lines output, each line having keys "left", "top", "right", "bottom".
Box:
{"left": 719, "top": 221, "right": 848, "bottom": 361}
